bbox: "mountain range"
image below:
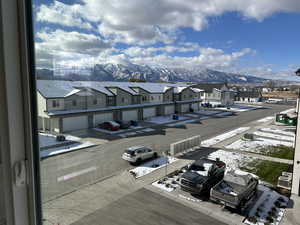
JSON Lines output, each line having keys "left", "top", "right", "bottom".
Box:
{"left": 37, "top": 63, "right": 268, "bottom": 84}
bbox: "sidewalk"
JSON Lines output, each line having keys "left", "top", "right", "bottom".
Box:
{"left": 282, "top": 194, "right": 300, "bottom": 225}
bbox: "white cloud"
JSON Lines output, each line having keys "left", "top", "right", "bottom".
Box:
{"left": 37, "top": 1, "right": 93, "bottom": 30}
{"left": 36, "top": 0, "right": 300, "bottom": 44}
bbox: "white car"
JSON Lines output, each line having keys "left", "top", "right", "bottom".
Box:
{"left": 122, "top": 146, "right": 157, "bottom": 164}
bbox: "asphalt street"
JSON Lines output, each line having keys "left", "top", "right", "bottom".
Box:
{"left": 40, "top": 104, "right": 291, "bottom": 201}
{"left": 70, "top": 188, "right": 227, "bottom": 225}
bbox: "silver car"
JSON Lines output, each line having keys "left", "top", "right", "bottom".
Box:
{"left": 122, "top": 146, "right": 157, "bottom": 164}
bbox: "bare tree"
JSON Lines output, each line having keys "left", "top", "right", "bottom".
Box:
{"left": 295, "top": 68, "right": 300, "bottom": 76}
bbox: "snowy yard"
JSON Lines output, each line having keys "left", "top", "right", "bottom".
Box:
{"left": 207, "top": 150, "right": 255, "bottom": 170}
{"left": 39, "top": 133, "right": 81, "bottom": 148}
{"left": 118, "top": 128, "right": 155, "bottom": 138}
{"left": 195, "top": 109, "right": 221, "bottom": 116}
{"left": 253, "top": 131, "right": 294, "bottom": 142}
{"left": 218, "top": 105, "right": 262, "bottom": 112}
{"left": 225, "top": 138, "right": 294, "bottom": 153}
{"left": 167, "top": 119, "right": 199, "bottom": 127}
{"left": 260, "top": 128, "right": 295, "bottom": 137}
{"left": 202, "top": 127, "right": 250, "bottom": 147}
{"left": 40, "top": 141, "right": 96, "bottom": 158}
{"left": 245, "top": 185, "right": 289, "bottom": 225}
{"left": 129, "top": 157, "right": 177, "bottom": 178}
{"left": 93, "top": 126, "right": 143, "bottom": 134}
{"left": 145, "top": 115, "right": 189, "bottom": 124}
{"left": 280, "top": 108, "right": 295, "bottom": 114}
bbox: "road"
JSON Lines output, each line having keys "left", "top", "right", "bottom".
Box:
{"left": 70, "top": 188, "right": 227, "bottom": 225}
{"left": 40, "top": 104, "right": 291, "bottom": 201}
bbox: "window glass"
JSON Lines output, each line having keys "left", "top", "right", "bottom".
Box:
{"left": 32, "top": 1, "right": 300, "bottom": 225}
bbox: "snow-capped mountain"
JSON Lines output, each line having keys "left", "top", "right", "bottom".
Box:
{"left": 37, "top": 63, "right": 268, "bottom": 84}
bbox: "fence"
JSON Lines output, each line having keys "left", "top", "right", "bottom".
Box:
{"left": 170, "top": 135, "right": 201, "bottom": 156}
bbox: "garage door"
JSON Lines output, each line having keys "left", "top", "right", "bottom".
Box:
{"left": 143, "top": 107, "right": 156, "bottom": 119}
{"left": 181, "top": 104, "right": 190, "bottom": 113}
{"left": 191, "top": 103, "right": 199, "bottom": 111}
{"left": 94, "top": 113, "right": 113, "bottom": 126}
{"left": 63, "top": 116, "right": 88, "bottom": 132}
{"left": 122, "top": 110, "right": 138, "bottom": 121}
{"left": 165, "top": 105, "right": 175, "bottom": 115}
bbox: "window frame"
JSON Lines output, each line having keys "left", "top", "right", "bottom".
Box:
{"left": 0, "top": 0, "right": 42, "bottom": 225}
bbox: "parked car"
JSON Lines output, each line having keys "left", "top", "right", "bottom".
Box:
{"left": 116, "top": 121, "right": 131, "bottom": 129}
{"left": 210, "top": 169, "right": 258, "bottom": 210}
{"left": 98, "top": 121, "right": 120, "bottom": 131}
{"left": 179, "top": 158, "right": 226, "bottom": 195}
{"left": 122, "top": 146, "right": 157, "bottom": 164}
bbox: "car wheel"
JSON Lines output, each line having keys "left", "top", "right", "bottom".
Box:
{"left": 153, "top": 152, "right": 158, "bottom": 158}
{"left": 136, "top": 158, "right": 142, "bottom": 165}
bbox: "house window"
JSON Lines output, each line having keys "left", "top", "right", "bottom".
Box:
{"left": 93, "top": 99, "right": 97, "bottom": 105}
{"left": 121, "top": 97, "right": 125, "bottom": 103}
{"left": 72, "top": 100, "right": 77, "bottom": 106}
{"left": 158, "top": 96, "right": 161, "bottom": 100}
{"left": 52, "top": 100, "right": 59, "bottom": 108}
{"left": 151, "top": 96, "right": 154, "bottom": 100}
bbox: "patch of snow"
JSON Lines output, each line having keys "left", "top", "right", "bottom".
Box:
{"left": 208, "top": 150, "right": 255, "bottom": 170}
{"left": 119, "top": 128, "right": 155, "bottom": 138}
{"left": 167, "top": 119, "right": 198, "bottom": 127}
{"left": 202, "top": 127, "right": 250, "bottom": 147}
{"left": 185, "top": 114, "right": 200, "bottom": 118}
{"left": 280, "top": 108, "right": 295, "bottom": 114}
{"left": 129, "top": 157, "right": 178, "bottom": 178}
{"left": 225, "top": 138, "right": 293, "bottom": 153}
{"left": 39, "top": 133, "right": 80, "bottom": 148}
{"left": 218, "top": 105, "right": 261, "bottom": 112}
{"left": 40, "top": 141, "right": 96, "bottom": 158}
{"left": 260, "top": 128, "right": 295, "bottom": 137}
{"left": 145, "top": 115, "right": 189, "bottom": 124}
{"left": 195, "top": 109, "right": 220, "bottom": 116}
{"left": 256, "top": 116, "right": 274, "bottom": 123}
{"left": 194, "top": 163, "right": 213, "bottom": 176}
{"left": 253, "top": 131, "right": 294, "bottom": 142}
{"left": 152, "top": 181, "right": 175, "bottom": 192}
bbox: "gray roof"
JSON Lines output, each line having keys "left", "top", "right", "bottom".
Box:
{"left": 37, "top": 80, "right": 199, "bottom": 99}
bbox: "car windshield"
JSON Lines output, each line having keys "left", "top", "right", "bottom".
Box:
{"left": 190, "top": 164, "right": 205, "bottom": 171}
{"left": 125, "top": 150, "right": 135, "bottom": 156}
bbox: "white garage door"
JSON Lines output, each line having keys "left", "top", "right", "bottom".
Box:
{"left": 143, "top": 107, "right": 156, "bottom": 119}
{"left": 63, "top": 116, "right": 88, "bottom": 132}
{"left": 122, "top": 110, "right": 138, "bottom": 121}
{"left": 181, "top": 104, "right": 190, "bottom": 113}
{"left": 191, "top": 103, "right": 199, "bottom": 111}
{"left": 165, "top": 105, "right": 175, "bottom": 115}
{"left": 94, "top": 113, "right": 113, "bottom": 126}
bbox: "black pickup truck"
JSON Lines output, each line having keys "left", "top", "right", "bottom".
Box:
{"left": 179, "top": 158, "right": 226, "bottom": 195}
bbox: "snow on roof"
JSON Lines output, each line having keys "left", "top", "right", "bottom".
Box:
{"left": 37, "top": 80, "right": 193, "bottom": 98}
{"left": 191, "top": 88, "right": 204, "bottom": 93}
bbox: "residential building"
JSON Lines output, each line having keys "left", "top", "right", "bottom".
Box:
{"left": 192, "top": 83, "right": 235, "bottom": 106}
{"left": 235, "top": 89, "right": 262, "bottom": 103}
{"left": 37, "top": 80, "right": 204, "bottom": 133}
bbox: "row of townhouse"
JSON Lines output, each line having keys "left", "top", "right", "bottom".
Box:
{"left": 37, "top": 80, "right": 204, "bottom": 133}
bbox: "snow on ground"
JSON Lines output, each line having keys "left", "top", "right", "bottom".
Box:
{"left": 145, "top": 115, "right": 189, "bottom": 124}
{"left": 40, "top": 141, "right": 96, "bottom": 158}
{"left": 215, "top": 111, "right": 234, "bottom": 117}
{"left": 245, "top": 185, "right": 289, "bottom": 225}
{"left": 167, "top": 119, "right": 198, "bottom": 127}
{"left": 253, "top": 131, "right": 294, "bottom": 142}
{"left": 225, "top": 138, "right": 294, "bottom": 153}
{"left": 93, "top": 126, "right": 143, "bottom": 134}
{"left": 280, "top": 108, "right": 295, "bottom": 114}
{"left": 202, "top": 127, "right": 250, "bottom": 147}
{"left": 152, "top": 181, "right": 175, "bottom": 192}
{"left": 207, "top": 150, "right": 254, "bottom": 170}
{"left": 195, "top": 109, "right": 220, "bottom": 116}
{"left": 256, "top": 116, "right": 274, "bottom": 123}
{"left": 39, "top": 133, "right": 80, "bottom": 148}
{"left": 184, "top": 114, "right": 201, "bottom": 118}
{"left": 129, "top": 157, "right": 177, "bottom": 178}
{"left": 119, "top": 128, "right": 155, "bottom": 138}
{"left": 218, "top": 105, "right": 262, "bottom": 112}
{"left": 260, "top": 128, "right": 295, "bottom": 137}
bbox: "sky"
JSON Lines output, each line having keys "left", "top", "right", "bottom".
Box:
{"left": 33, "top": 0, "right": 300, "bottom": 81}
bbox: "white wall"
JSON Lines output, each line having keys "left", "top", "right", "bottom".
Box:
{"left": 37, "top": 92, "right": 48, "bottom": 117}
{"left": 47, "top": 98, "right": 64, "bottom": 111}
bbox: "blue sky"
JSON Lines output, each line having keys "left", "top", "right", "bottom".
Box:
{"left": 34, "top": 0, "right": 300, "bottom": 81}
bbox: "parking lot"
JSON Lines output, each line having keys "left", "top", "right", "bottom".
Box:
{"left": 41, "top": 104, "right": 294, "bottom": 225}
